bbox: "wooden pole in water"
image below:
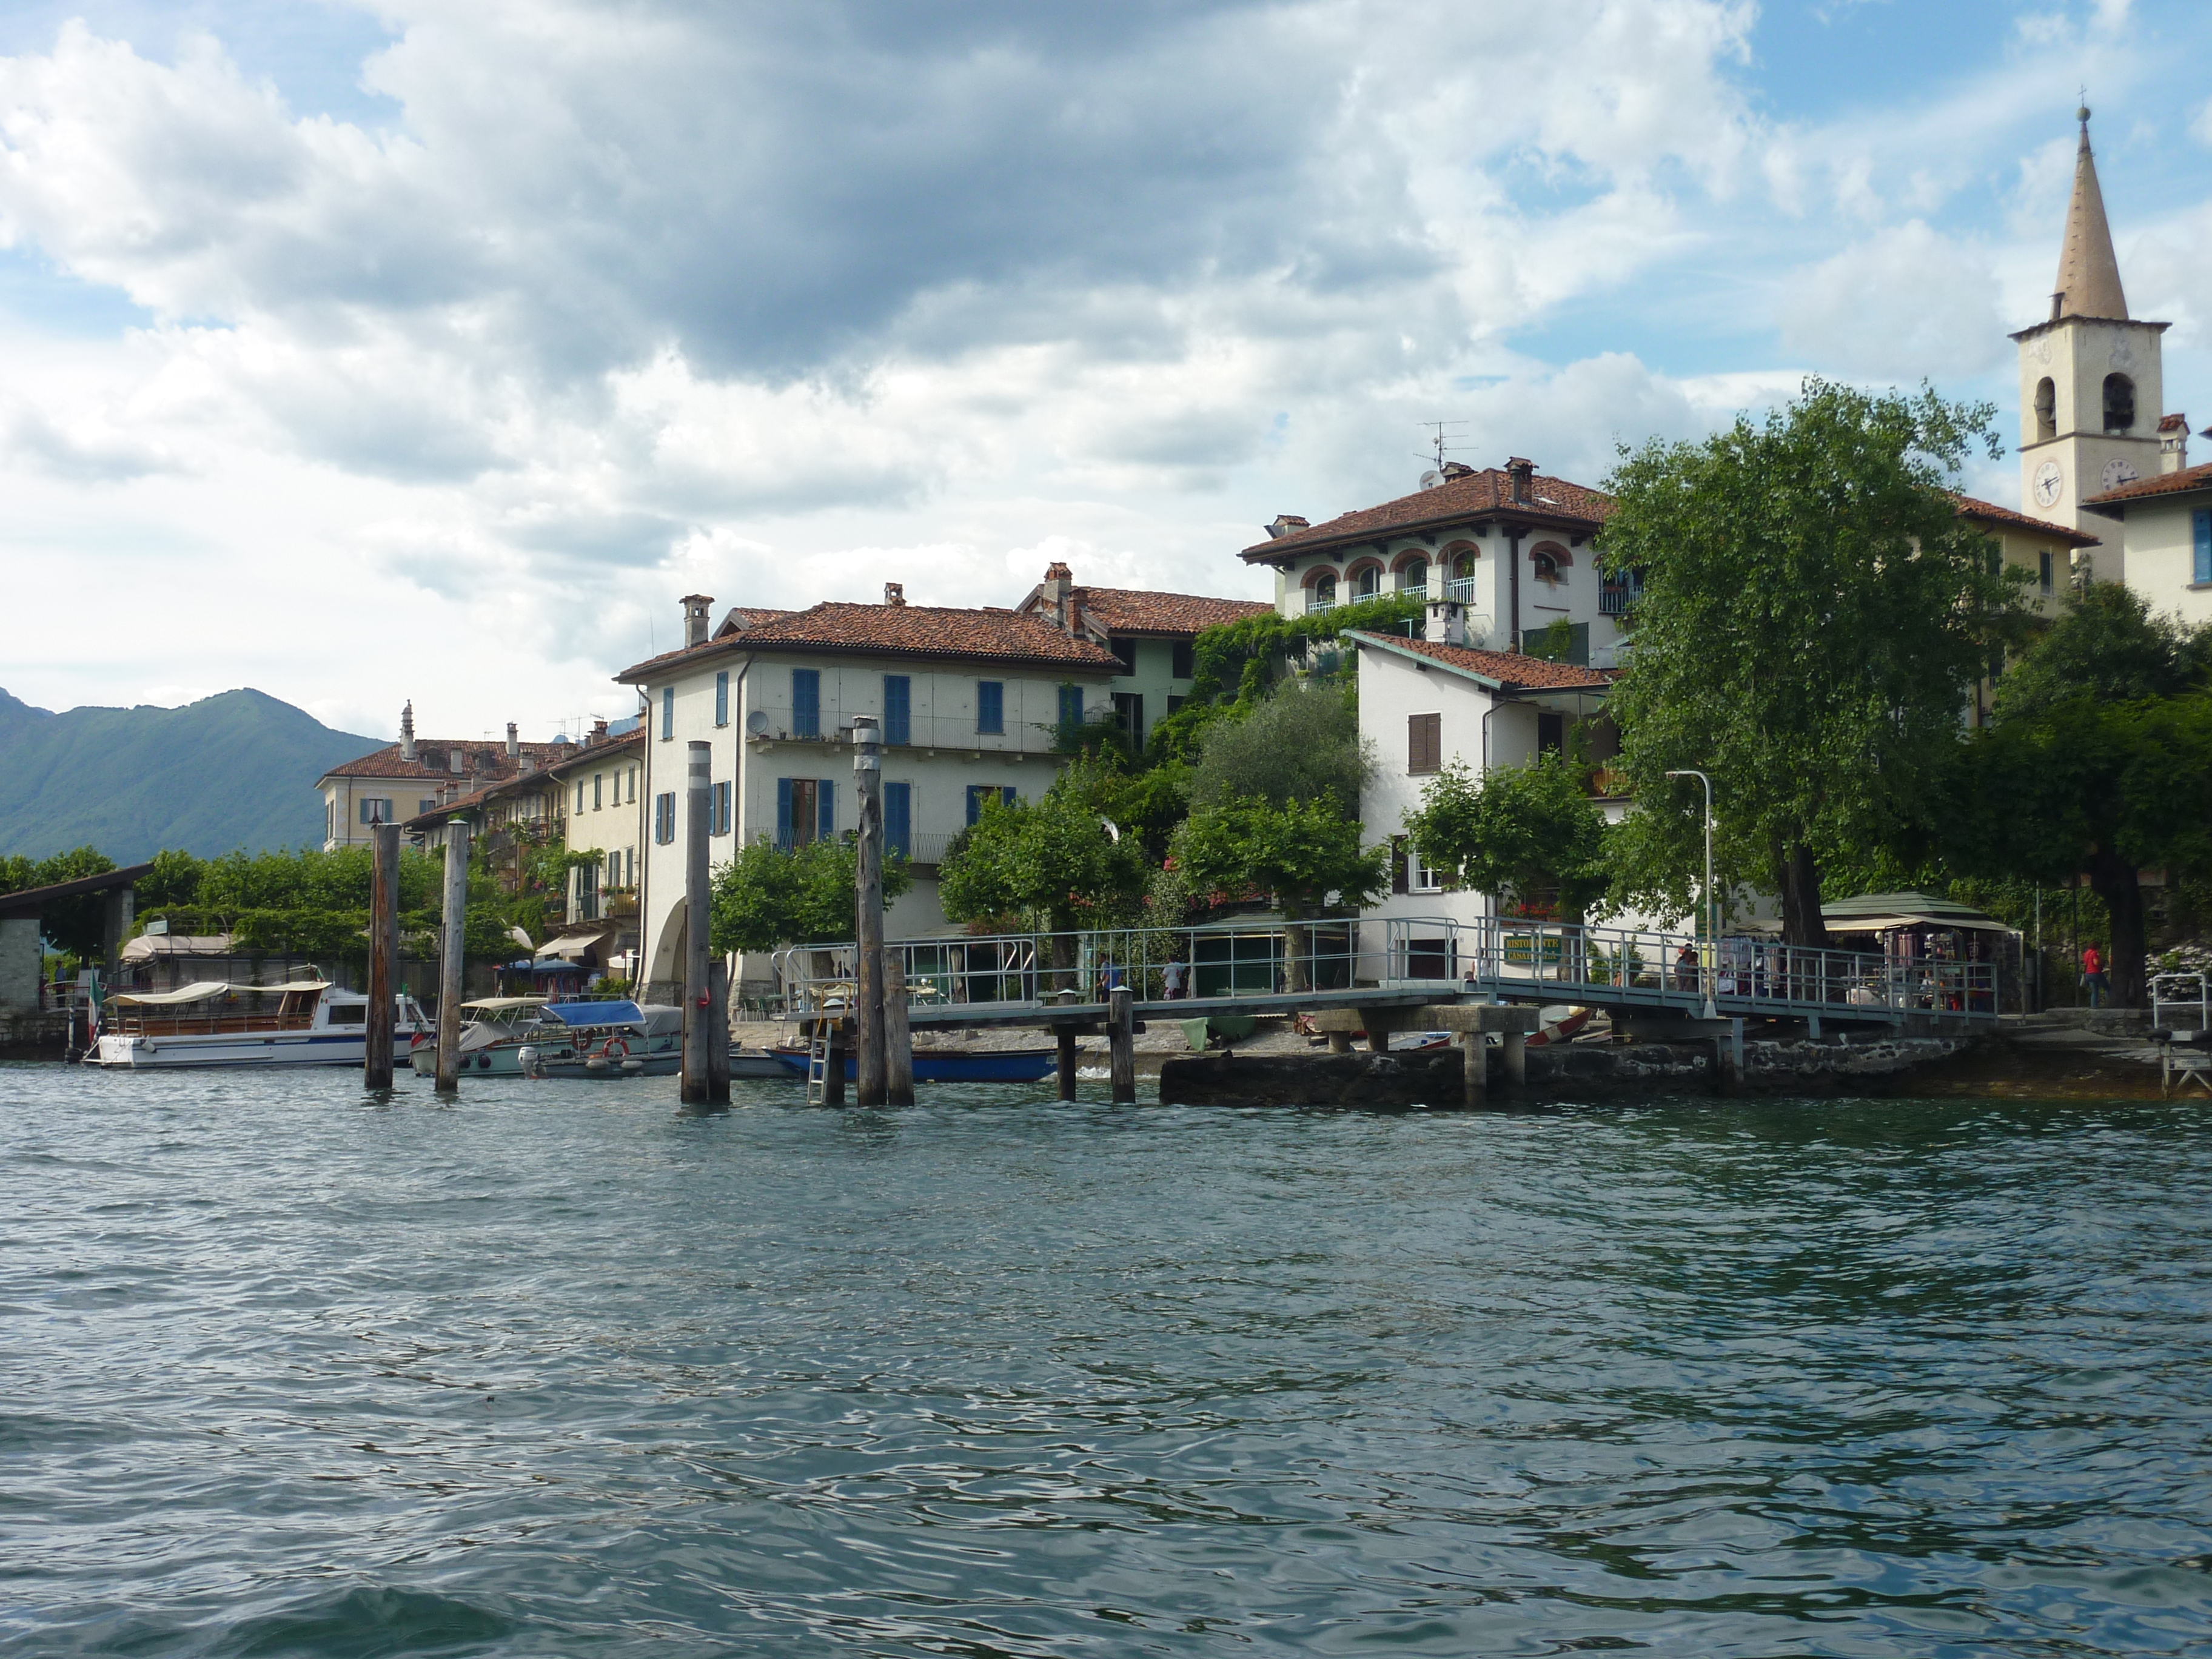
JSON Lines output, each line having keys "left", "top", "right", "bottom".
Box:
{"left": 1461, "top": 1030, "right": 1487, "bottom": 1108}
{"left": 435, "top": 819, "right": 469, "bottom": 1095}
{"left": 706, "top": 959, "right": 731, "bottom": 1105}
{"left": 364, "top": 820, "right": 398, "bottom": 1090}
{"left": 680, "top": 740, "right": 713, "bottom": 1106}
{"left": 1056, "top": 1027, "right": 1078, "bottom": 1101}
{"left": 884, "top": 955, "right": 913, "bottom": 1107}
{"left": 1108, "top": 985, "right": 1135, "bottom": 1104}
{"left": 853, "top": 714, "right": 886, "bottom": 1107}
{"left": 822, "top": 1016, "right": 846, "bottom": 1106}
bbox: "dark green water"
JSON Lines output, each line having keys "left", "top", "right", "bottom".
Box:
{"left": 4, "top": 1065, "right": 2210, "bottom": 1656}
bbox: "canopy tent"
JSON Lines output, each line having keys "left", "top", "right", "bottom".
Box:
{"left": 539, "top": 999, "right": 645, "bottom": 1028}
{"left": 461, "top": 996, "right": 550, "bottom": 1013}
{"left": 540, "top": 931, "right": 614, "bottom": 961}
{"left": 121, "top": 935, "right": 235, "bottom": 962}
{"left": 112, "top": 980, "right": 330, "bottom": 1006}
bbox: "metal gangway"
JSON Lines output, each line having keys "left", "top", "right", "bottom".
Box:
{"left": 769, "top": 915, "right": 2000, "bottom": 1031}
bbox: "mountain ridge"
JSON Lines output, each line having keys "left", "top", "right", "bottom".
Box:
{"left": 0, "top": 688, "right": 381, "bottom": 862}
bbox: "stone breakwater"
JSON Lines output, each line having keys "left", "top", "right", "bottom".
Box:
{"left": 1159, "top": 1034, "right": 1977, "bottom": 1108}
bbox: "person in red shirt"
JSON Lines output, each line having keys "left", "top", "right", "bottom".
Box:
{"left": 2081, "top": 944, "right": 2107, "bottom": 1008}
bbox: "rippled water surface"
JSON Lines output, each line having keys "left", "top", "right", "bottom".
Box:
{"left": 5, "top": 1065, "right": 2211, "bottom": 1657}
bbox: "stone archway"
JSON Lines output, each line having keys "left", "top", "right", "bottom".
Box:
{"left": 646, "top": 895, "right": 687, "bottom": 1002}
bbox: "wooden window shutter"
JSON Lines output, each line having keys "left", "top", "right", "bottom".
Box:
{"left": 1409, "top": 712, "right": 1441, "bottom": 774}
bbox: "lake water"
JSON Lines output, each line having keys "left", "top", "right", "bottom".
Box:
{"left": 5, "top": 1064, "right": 2210, "bottom": 1657}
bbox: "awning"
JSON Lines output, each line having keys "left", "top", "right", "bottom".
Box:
{"left": 541, "top": 932, "right": 612, "bottom": 960}
{"left": 462, "top": 996, "right": 549, "bottom": 1012}
{"left": 121, "top": 934, "right": 234, "bottom": 962}
{"left": 531, "top": 959, "right": 588, "bottom": 975}
{"left": 113, "top": 982, "right": 233, "bottom": 1007}
{"left": 539, "top": 999, "right": 644, "bottom": 1028}
{"left": 1825, "top": 915, "right": 2016, "bottom": 935}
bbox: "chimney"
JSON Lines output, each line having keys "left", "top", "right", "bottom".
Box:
{"left": 399, "top": 701, "right": 417, "bottom": 763}
{"left": 1506, "top": 457, "right": 1535, "bottom": 506}
{"left": 517, "top": 755, "right": 535, "bottom": 775}
{"left": 1424, "top": 599, "right": 1469, "bottom": 648}
{"left": 1439, "top": 461, "right": 1474, "bottom": 480}
{"left": 591, "top": 717, "right": 609, "bottom": 745}
{"left": 2160, "top": 414, "right": 2190, "bottom": 474}
{"left": 1042, "top": 561, "right": 1073, "bottom": 631}
{"left": 883, "top": 581, "right": 906, "bottom": 606}
{"left": 1264, "top": 515, "right": 1310, "bottom": 540}
{"left": 504, "top": 721, "right": 519, "bottom": 758}
{"left": 681, "top": 594, "right": 713, "bottom": 649}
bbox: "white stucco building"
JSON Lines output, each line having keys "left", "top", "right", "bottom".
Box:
{"left": 617, "top": 589, "right": 1122, "bottom": 1001}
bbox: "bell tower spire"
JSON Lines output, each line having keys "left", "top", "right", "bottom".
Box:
{"left": 2053, "top": 105, "right": 2127, "bottom": 323}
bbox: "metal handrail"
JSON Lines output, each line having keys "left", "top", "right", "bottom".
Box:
{"left": 2152, "top": 971, "right": 2209, "bottom": 1031}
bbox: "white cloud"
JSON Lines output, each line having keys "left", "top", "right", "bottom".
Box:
{"left": 1780, "top": 221, "right": 2005, "bottom": 380}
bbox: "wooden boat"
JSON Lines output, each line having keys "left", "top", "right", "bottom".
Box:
{"left": 769, "top": 1045, "right": 1059, "bottom": 1084}
{"left": 93, "top": 980, "right": 429, "bottom": 1069}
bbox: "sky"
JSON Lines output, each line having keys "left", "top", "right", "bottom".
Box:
{"left": 3, "top": 0, "right": 2210, "bottom": 743}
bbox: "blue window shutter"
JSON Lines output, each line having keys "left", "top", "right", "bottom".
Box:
{"left": 819, "top": 780, "right": 835, "bottom": 840}
{"left": 1002, "top": 786, "right": 1018, "bottom": 808}
{"left": 883, "top": 675, "right": 910, "bottom": 746}
{"left": 776, "top": 777, "right": 793, "bottom": 843}
{"left": 793, "top": 669, "right": 820, "bottom": 737}
{"left": 660, "top": 686, "right": 674, "bottom": 739}
{"left": 714, "top": 671, "right": 729, "bottom": 726}
{"left": 884, "top": 781, "right": 910, "bottom": 858}
{"left": 977, "top": 680, "right": 1003, "bottom": 734}
{"left": 1058, "top": 684, "right": 1082, "bottom": 729}
{"left": 2196, "top": 510, "right": 2211, "bottom": 585}
{"left": 966, "top": 785, "right": 984, "bottom": 826}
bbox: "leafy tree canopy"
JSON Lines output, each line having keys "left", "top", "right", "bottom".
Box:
{"left": 1599, "top": 378, "right": 2022, "bottom": 945}
{"left": 1188, "top": 682, "right": 1373, "bottom": 814}
{"left": 708, "top": 836, "right": 913, "bottom": 954}
{"left": 1170, "top": 794, "right": 1389, "bottom": 924}
{"left": 1403, "top": 756, "right": 1609, "bottom": 922}
{"left": 937, "top": 759, "right": 1151, "bottom": 933}
{"left": 1992, "top": 580, "right": 2208, "bottom": 721}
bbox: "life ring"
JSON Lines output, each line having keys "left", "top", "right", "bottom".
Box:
{"left": 600, "top": 1037, "right": 629, "bottom": 1060}
{"left": 1526, "top": 1007, "right": 1592, "bottom": 1048}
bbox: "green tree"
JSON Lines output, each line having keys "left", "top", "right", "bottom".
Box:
{"left": 1403, "top": 756, "right": 1609, "bottom": 922}
{"left": 1600, "top": 378, "right": 2023, "bottom": 946}
{"left": 1992, "top": 581, "right": 2207, "bottom": 720}
{"left": 708, "top": 836, "right": 913, "bottom": 954}
{"left": 1188, "top": 681, "right": 1373, "bottom": 812}
{"left": 938, "top": 759, "right": 1152, "bottom": 939}
{"left": 1170, "top": 794, "right": 1389, "bottom": 988}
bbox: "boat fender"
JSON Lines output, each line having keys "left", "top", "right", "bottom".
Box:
{"left": 602, "top": 1037, "right": 629, "bottom": 1061}
{"left": 620, "top": 1058, "right": 643, "bottom": 1073}
{"left": 585, "top": 1056, "right": 609, "bottom": 1071}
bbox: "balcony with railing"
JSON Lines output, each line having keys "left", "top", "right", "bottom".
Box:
{"left": 1442, "top": 575, "right": 1478, "bottom": 605}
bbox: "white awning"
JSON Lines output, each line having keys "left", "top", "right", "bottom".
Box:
{"left": 541, "top": 932, "right": 612, "bottom": 960}
{"left": 121, "top": 934, "right": 235, "bottom": 962}
{"left": 462, "top": 996, "right": 549, "bottom": 1011}
{"left": 1826, "top": 915, "right": 2016, "bottom": 935}
{"left": 113, "top": 982, "right": 233, "bottom": 1006}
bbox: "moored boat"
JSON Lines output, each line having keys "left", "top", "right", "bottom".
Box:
{"left": 93, "top": 980, "right": 429, "bottom": 1069}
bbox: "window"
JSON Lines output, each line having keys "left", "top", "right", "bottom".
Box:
{"left": 1600, "top": 569, "right": 1643, "bottom": 615}
{"left": 1108, "top": 637, "right": 1138, "bottom": 675}
{"left": 575, "top": 858, "right": 598, "bottom": 920}
{"left": 976, "top": 680, "right": 1004, "bottom": 734}
{"left": 714, "top": 670, "right": 729, "bottom": 727}
{"left": 660, "top": 686, "right": 674, "bottom": 740}
{"left": 593, "top": 773, "right": 603, "bottom": 811}
{"left": 2103, "top": 373, "right": 2135, "bottom": 434}
{"left": 711, "top": 780, "right": 731, "bottom": 836}
{"left": 884, "top": 780, "right": 911, "bottom": 859}
{"left": 883, "top": 675, "right": 911, "bottom": 746}
{"left": 967, "top": 784, "right": 1017, "bottom": 825}
{"left": 327, "top": 1004, "right": 367, "bottom": 1026}
{"left": 1113, "top": 692, "right": 1144, "bottom": 745}
{"left": 1167, "top": 694, "right": 1187, "bottom": 716}
{"left": 654, "top": 792, "right": 676, "bottom": 843}
{"left": 1530, "top": 545, "right": 1566, "bottom": 583}
{"left": 1057, "top": 683, "right": 1085, "bottom": 731}
{"left": 1408, "top": 847, "right": 1447, "bottom": 894}
{"left": 792, "top": 668, "right": 821, "bottom": 738}
{"left": 2034, "top": 377, "right": 2057, "bottom": 443}
{"left": 324, "top": 800, "right": 334, "bottom": 842}
{"left": 1537, "top": 712, "right": 1566, "bottom": 757}
{"left": 1390, "top": 834, "right": 1409, "bottom": 896}
{"left": 1353, "top": 565, "right": 1381, "bottom": 600}
{"left": 2196, "top": 510, "right": 2212, "bottom": 586}
{"left": 1171, "top": 640, "right": 1196, "bottom": 679}
{"left": 1407, "top": 712, "right": 1442, "bottom": 775}
{"left": 777, "top": 777, "right": 834, "bottom": 847}
{"left": 417, "top": 799, "right": 437, "bottom": 817}
{"left": 1309, "top": 572, "right": 1337, "bottom": 612}
{"left": 2039, "top": 549, "right": 2054, "bottom": 595}
{"left": 1397, "top": 558, "right": 1428, "bottom": 595}
{"left": 358, "top": 797, "right": 392, "bottom": 824}
{"left": 628, "top": 766, "right": 637, "bottom": 803}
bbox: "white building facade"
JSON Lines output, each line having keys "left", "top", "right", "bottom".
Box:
{"left": 618, "top": 591, "right": 1122, "bottom": 1001}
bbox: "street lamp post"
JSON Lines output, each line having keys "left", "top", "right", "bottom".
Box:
{"left": 1665, "top": 769, "right": 1718, "bottom": 1021}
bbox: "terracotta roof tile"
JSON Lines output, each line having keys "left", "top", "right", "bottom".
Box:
{"left": 1241, "top": 468, "right": 1614, "bottom": 562}
{"left": 2084, "top": 459, "right": 2212, "bottom": 509}
{"left": 320, "top": 739, "right": 575, "bottom": 783}
{"left": 618, "top": 601, "right": 1121, "bottom": 681}
{"left": 1349, "top": 631, "right": 1615, "bottom": 691}
{"left": 716, "top": 605, "right": 793, "bottom": 636}
{"left": 1065, "top": 586, "right": 1275, "bottom": 635}
{"left": 1951, "top": 493, "right": 2102, "bottom": 546}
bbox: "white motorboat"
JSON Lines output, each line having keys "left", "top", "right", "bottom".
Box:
{"left": 92, "top": 980, "right": 429, "bottom": 1069}
{"left": 407, "top": 996, "right": 560, "bottom": 1076}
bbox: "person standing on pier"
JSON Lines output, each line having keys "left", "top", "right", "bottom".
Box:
{"left": 1162, "top": 956, "right": 1187, "bottom": 1000}
{"left": 2081, "top": 943, "right": 2106, "bottom": 1008}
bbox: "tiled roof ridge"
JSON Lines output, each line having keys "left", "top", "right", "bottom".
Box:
{"left": 1241, "top": 466, "right": 1615, "bottom": 561}
{"left": 1951, "top": 492, "right": 2102, "bottom": 546}
{"left": 324, "top": 736, "right": 578, "bottom": 779}
{"left": 617, "top": 597, "right": 1123, "bottom": 680}
{"left": 1349, "top": 629, "right": 1615, "bottom": 691}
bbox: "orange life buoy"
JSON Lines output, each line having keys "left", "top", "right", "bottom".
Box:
{"left": 600, "top": 1036, "right": 629, "bottom": 1059}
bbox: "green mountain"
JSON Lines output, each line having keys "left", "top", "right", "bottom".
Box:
{"left": 0, "top": 688, "right": 380, "bottom": 863}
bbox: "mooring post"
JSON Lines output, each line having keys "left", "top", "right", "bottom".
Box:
{"left": 706, "top": 959, "right": 731, "bottom": 1105}
{"left": 852, "top": 715, "right": 886, "bottom": 1107}
{"left": 434, "top": 819, "right": 469, "bottom": 1095}
{"left": 883, "top": 954, "right": 914, "bottom": 1107}
{"left": 1056, "top": 1027, "right": 1079, "bottom": 1100}
{"left": 1108, "top": 985, "right": 1136, "bottom": 1104}
{"left": 822, "top": 1017, "right": 847, "bottom": 1107}
{"left": 1461, "top": 1030, "right": 1487, "bottom": 1109}
{"left": 1359, "top": 1007, "right": 1392, "bottom": 1054}
{"left": 1500, "top": 1027, "right": 1526, "bottom": 1090}
{"left": 364, "top": 820, "right": 398, "bottom": 1090}
{"left": 680, "top": 740, "right": 713, "bottom": 1107}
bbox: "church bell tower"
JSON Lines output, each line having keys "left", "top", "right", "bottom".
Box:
{"left": 2010, "top": 107, "right": 2167, "bottom": 580}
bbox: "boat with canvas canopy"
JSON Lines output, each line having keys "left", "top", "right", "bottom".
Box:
{"left": 93, "top": 979, "right": 429, "bottom": 1069}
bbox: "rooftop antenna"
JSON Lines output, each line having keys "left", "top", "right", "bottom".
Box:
{"left": 1417, "top": 419, "right": 1468, "bottom": 489}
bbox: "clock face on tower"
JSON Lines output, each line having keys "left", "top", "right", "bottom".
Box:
{"left": 2033, "top": 460, "right": 2064, "bottom": 508}
{"left": 2101, "top": 458, "right": 2140, "bottom": 491}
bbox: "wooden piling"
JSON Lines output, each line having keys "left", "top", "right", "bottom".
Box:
{"left": 853, "top": 715, "right": 886, "bottom": 1107}
{"left": 434, "top": 820, "right": 469, "bottom": 1095}
{"left": 822, "top": 1017, "right": 846, "bottom": 1107}
{"left": 1108, "top": 985, "right": 1135, "bottom": 1104}
{"left": 1460, "top": 1030, "right": 1487, "bottom": 1108}
{"left": 884, "top": 956, "right": 914, "bottom": 1107}
{"left": 680, "top": 740, "right": 713, "bottom": 1107}
{"left": 364, "top": 820, "right": 398, "bottom": 1090}
{"left": 706, "top": 959, "right": 731, "bottom": 1105}
{"left": 1056, "top": 1027, "right": 1079, "bottom": 1101}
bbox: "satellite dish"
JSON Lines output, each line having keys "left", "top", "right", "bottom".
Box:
{"left": 1419, "top": 470, "right": 1442, "bottom": 490}
{"left": 745, "top": 709, "right": 769, "bottom": 736}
